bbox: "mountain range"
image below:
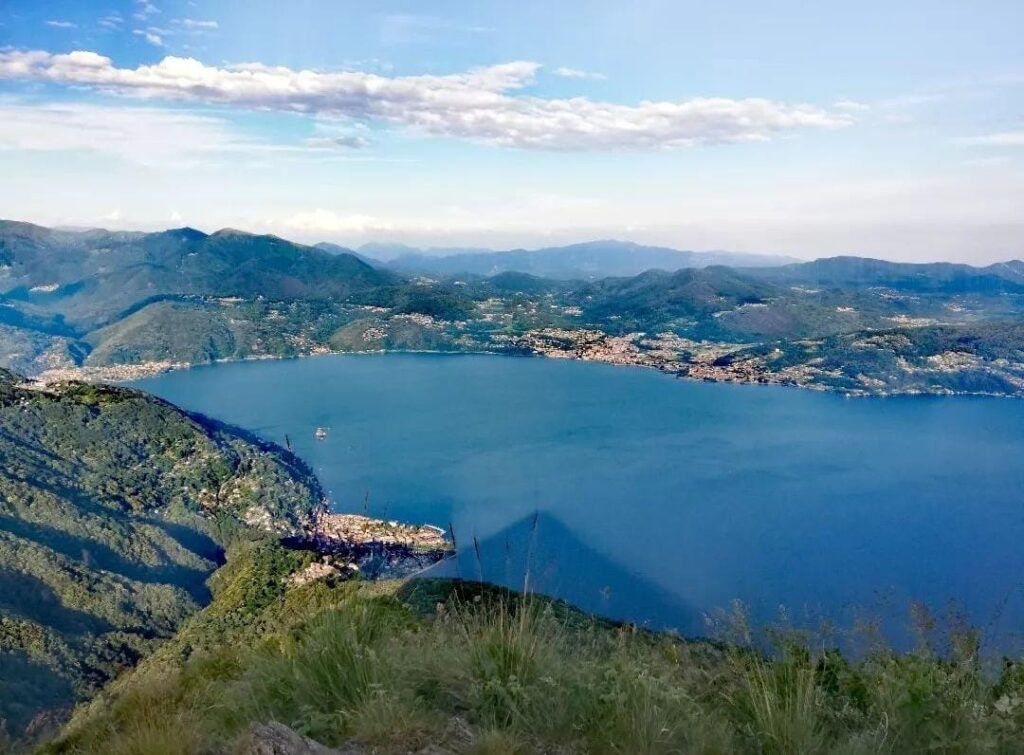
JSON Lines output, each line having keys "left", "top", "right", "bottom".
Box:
{"left": 743, "top": 255, "right": 1024, "bottom": 293}
{"left": 2, "top": 219, "right": 1024, "bottom": 397}
{"left": 325, "top": 239, "right": 799, "bottom": 279}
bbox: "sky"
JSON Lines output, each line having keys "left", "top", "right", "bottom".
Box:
{"left": 0, "top": 1, "right": 1022, "bottom": 262}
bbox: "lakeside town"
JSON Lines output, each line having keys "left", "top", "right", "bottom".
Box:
{"left": 19, "top": 325, "right": 809, "bottom": 391}
{"left": 494, "top": 327, "right": 825, "bottom": 388}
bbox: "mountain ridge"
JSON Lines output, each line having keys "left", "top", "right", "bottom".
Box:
{"left": 0, "top": 220, "right": 396, "bottom": 330}
{"left": 744, "top": 254, "right": 1024, "bottom": 293}
{"left": 360, "top": 238, "right": 800, "bottom": 279}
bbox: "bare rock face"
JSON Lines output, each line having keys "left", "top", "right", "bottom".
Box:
{"left": 233, "top": 722, "right": 338, "bottom": 755}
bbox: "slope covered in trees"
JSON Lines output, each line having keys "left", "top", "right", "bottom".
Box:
{"left": 0, "top": 370, "right": 321, "bottom": 742}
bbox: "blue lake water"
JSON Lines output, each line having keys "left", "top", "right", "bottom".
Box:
{"left": 131, "top": 353, "right": 1024, "bottom": 649}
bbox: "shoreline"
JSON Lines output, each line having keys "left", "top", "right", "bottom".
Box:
{"left": 27, "top": 344, "right": 1021, "bottom": 401}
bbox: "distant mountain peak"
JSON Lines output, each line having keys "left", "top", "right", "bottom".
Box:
{"left": 162, "top": 227, "right": 209, "bottom": 241}
{"left": 210, "top": 227, "right": 253, "bottom": 238}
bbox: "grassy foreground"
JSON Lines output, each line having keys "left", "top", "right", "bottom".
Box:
{"left": 39, "top": 540, "right": 1024, "bottom": 755}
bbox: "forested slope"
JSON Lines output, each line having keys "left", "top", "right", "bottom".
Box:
{"left": 0, "top": 370, "right": 321, "bottom": 742}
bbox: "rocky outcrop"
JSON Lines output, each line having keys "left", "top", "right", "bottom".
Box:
{"left": 233, "top": 719, "right": 474, "bottom": 755}
{"left": 233, "top": 722, "right": 337, "bottom": 755}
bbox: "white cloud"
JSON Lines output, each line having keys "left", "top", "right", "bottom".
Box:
{"left": 303, "top": 134, "right": 371, "bottom": 149}
{"left": 175, "top": 18, "right": 218, "bottom": 30}
{"left": 0, "top": 49, "right": 852, "bottom": 151}
{"left": 283, "top": 209, "right": 396, "bottom": 234}
{"left": 133, "top": 29, "right": 165, "bottom": 47}
{"left": 834, "top": 99, "right": 870, "bottom": 112}
{"left": 0, "top": 101, "right": 238, "bottom": 165}
{"left": 0, "top": 100, "right": 380, "bottom": 166}
{"left": 958, "top": 130, "right": 1024, "bottom": 147}
{"left": 99, "top": 14, "right": 123, "bottom": 30}
{"left": 45, "top": 20, "right": 77, "bottom": 29}
{"left": 305, "top": 116, "right": 372, "bottom": 150}
{"left": 134, "top": 1, "right": 160, "bottom": 21}
{"left": 553, "top": 66, "right": 606, "bottom": 81}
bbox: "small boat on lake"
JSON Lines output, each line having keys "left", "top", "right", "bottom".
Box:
{"left": 314, "top": 426, "right": 328, "bottom": 440}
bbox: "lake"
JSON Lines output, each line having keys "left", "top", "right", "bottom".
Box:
{"left": 132, "top": 353, "right": 1024, "bottom": 650}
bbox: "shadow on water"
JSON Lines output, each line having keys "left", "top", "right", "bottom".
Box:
{"left": 420, "top": 512, "right": 1024, "bottom": 657}
{"left": 424, "top": 510, "right": 706, "bottom": 636}
{"left": 132, "top": 352, "right": 1024, "bottom": 654}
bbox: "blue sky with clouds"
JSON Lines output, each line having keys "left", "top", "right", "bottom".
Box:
{"left": 0, "top": 0, "right": 1022, "bottom": 261}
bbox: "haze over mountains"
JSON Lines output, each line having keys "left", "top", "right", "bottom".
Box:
{"left": 318, "top": 239, "right": 799, "bottom": 280}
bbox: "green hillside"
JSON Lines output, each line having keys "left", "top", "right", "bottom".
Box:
{"left": 0, "top": 370, "right": 322, "bottom": 743}
{"left": 45, "top": 548, "right": 1024, "bottom": 755}
{"left": 714, "top": 323, "right": 1024, "bottom": 395}
{"left": 0, "top": 221, "right": 395, "bottom": 330}
{"left": 574, "top": 266, "right": 776, "bottom": 332}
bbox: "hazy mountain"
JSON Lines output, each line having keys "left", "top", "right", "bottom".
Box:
{"left": 369, "top": 239, "right": 798, "bottom": 279}
{"left": 567, "top": 255, "right": 1024, "bottom": 340}
{"left": 313, "top": 241, "right": 381, "bottom": 266}
{"left": 357, "top": 241, "right": 494, "bottom": 262}
{"left": 744, "top": 256, "right": 1024, "bottom": 294}
{"left": 3, "top": 220, "right": 1024, "bottom": 380}
{"left": 990, "top": 260, "right": 1024, "bottom": 283}
{"left": 479, "top": 271, "right": 576, "bottom": 295}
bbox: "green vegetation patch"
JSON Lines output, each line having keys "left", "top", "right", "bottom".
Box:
{"left": 43, "top": 554, "right": 1024, "bottom": 754}
{"left": 0, "top": 375, "right": 322, "bottom": 744}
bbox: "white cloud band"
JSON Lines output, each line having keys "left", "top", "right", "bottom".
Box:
{"left": 0, "top": 49, "right": 852, "bottom": 150}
